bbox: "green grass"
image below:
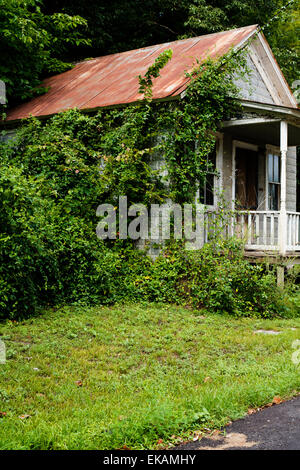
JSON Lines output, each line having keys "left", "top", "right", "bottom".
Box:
{"left": 0, "top": 303, "right": 300, "bottom": 450}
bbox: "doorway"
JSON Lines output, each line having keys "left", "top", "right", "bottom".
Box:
{"left": 235, "top": 147, "right": 259, "bottom": 210}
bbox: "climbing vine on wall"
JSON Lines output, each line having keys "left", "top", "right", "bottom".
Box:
{"left": 96, "top": 46, "right": 249, "bottom": 207}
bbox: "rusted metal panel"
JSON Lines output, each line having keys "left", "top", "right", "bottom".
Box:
{"left": 6, "top": 25, "right": 257, "bottom": 121}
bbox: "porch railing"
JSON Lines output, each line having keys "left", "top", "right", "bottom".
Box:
{"left": 286, "top": 211, "right": 300, "bottom": 252}
{"left": 202, "top": 209, "right": 300, "bottom": 253}
{"left": 236, "top": 211, "right": 280, "bottom": 251}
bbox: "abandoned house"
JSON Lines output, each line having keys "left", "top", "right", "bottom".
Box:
{"left": 2, "top": 24, "right": 300, "bottom": 262}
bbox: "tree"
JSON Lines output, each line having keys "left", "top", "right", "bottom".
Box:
{"left": 263, "top": 0, "right": 299, "bottom": 86}
{"left": 183, "top": 0, "right": 299, "bottom": 84}
{"left": 41, "top": 0, "right": 299, "bottom": 85}
{"left": 0, "top": 0, "right": 90, "bottom": 106}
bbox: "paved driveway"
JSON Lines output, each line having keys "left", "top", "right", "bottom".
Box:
{"left": 176, "top": 396, "right": 300, "bottom": 450}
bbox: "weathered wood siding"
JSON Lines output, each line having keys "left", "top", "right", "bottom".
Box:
{"left": 0, "top": 129, "right": 16, "bottom": 143}
{"left": 234, "top": 54, "right": 275, "bottom": 105}
{"left": 286, "top": 147, "right": 297, "bottom": 212}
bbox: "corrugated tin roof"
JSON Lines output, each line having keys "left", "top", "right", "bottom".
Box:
{"left": 6, "top": 25, "right": 258, "bottom": 122}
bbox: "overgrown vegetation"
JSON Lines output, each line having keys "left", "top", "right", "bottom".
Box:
{"left": 0, "top": 49, "right": 298, "bottom": 320}
{"left": 0, "top": 0, "right": 90, "bottom": 105}
{"left": 0, "top": 303, "right": 300, "bottom": 449}
{"left": 0, "top": 1, "right": 299, "bottom": 453}
{"left": 0, "top": 48, "right": 294, "bottom": 320}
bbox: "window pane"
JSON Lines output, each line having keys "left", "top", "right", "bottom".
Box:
{"left": 206, "top": 173, "right": 214, "bottom": 206}
{"left": 274, "top": 185, "right": 279, "bottom": 210}
{"left": 208, "top": 146, "right": 216, "bottom": 168}
{"left": 268, "top": 154, "right": 273, "bottom": 182}
{"left": 269, "top": 183, "right": 280, "bottom": 210}
{"left": 269, "top": 183, "right": 273, "bottom": 210}
{"left": 199, "top": 146, "right": 216, "bottom": 206}
{"left": 273, "top": 155, "right": 280, "bottom": 183}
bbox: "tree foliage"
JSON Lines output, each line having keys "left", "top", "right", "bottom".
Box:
{"left": 42, "top": 0, "right": 299, "bottom": 85}
{"left": 0, "top": 0, "right": 90, "bottom": 105}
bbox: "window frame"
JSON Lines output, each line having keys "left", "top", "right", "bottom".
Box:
{"left": 199, "top": 146, "right": 217, "bottom": 207}
{"left": 196, "top": 134, "right": 223, "bottom": 208}
{"left": 266, "top": 145, "right": 281, "bottom": 211}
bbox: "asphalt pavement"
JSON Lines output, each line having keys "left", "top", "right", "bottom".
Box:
{"left": 176, "top": 396, "right": 300, "bottom": 450}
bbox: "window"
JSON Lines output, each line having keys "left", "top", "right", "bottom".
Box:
{"left": 268, "top": 152, "right": 280, "bottom": 210}
{"left": 199, "top": 146, "right": 216, "bottom": 206}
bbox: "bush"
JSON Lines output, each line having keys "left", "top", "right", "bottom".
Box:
{"left": 176, "top": 239, "right": 289, "bottom": 317}
{"left": 118, "top": 239, "right": 292, "bottom": 318}
{"left": 0, "top": 163, "right": 117, "bottom": 319}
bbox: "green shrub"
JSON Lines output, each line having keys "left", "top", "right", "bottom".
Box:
{"left": 118, "top": 239, "right": 292, "bottom": 318}
{"left": 176, "top": 239, "right": 289, "bottom": 318}
{"left": 0, "top": 163, "right": 117, "bottom": 319}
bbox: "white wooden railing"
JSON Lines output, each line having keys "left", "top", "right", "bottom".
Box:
{"left": 286, "top": 212, "right": 300, "bottom": 252}
{"left": 236, "top": 211, "right": 300, "bottom": 252}
{"left": 236, "top": 211, "right": 280, "bottom": 251}
{"left": 201, "top": 209, "right": 300, "bottom": 253}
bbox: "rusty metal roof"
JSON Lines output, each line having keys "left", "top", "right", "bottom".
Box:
{"left": 6, "top": 25, "right": 258, "bottom": 122}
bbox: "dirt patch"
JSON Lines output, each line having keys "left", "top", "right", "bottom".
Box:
{"left": 199, "top": 432, "right": 258, "bottom": 450}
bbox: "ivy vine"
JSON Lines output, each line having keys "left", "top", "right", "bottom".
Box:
{"left": 97, "top": 46, "right": 249, "bottom": 206}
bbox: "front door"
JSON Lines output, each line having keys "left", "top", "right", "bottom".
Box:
{"left": 235, "top": 148, "right": 258, "bottom": 210}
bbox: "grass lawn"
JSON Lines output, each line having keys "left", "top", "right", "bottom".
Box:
{"left": 0, "top": 303, "right": 300, "bottom": 450}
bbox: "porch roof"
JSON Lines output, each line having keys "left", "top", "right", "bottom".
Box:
{"left": 222, "top": 101, "right": 300, "bottom": 146}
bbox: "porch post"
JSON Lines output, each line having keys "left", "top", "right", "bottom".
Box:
{"left": 279, "top": 121, "right": 288, "bottom": 256}
{"left": 231, "top": 141, "right": 236, "bottom": 236}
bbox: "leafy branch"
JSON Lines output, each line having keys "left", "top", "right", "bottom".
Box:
{"left": 138, "top": 49, "right": 173, "bottom": 100}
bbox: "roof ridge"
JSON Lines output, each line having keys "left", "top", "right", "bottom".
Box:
{"left": 74, "top": 24, "right": 259, "bottom": 65}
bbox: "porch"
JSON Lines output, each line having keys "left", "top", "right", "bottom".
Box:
{"left": 210, "top": 103, "right": 300, "bottom": 257}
